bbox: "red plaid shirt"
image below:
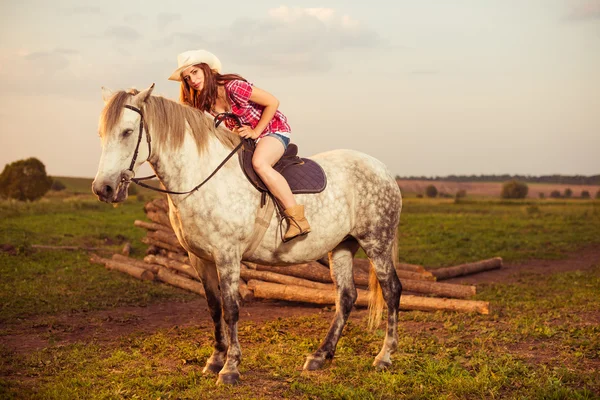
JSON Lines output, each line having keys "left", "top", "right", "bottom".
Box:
{"left": 220, "top": 80, "right": 291, "bottom": 138}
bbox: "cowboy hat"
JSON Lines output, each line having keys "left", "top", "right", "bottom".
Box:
{"left": 168, "top": 49, "right": 222, "bottom": 81}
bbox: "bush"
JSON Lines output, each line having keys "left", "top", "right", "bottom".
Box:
{"left": 581, "top": 190, "right": 590, "bottom": 199}
{"left": 0, "top": 157, "right": 52, "bottom": 201}
{"left": 538, "top": 192, "right": 545, "bottom": 199}
{"left": 550, "top": 190, "right": 561, "bottom": 199}
{"left": 455, "top": 189, "right": 467, "bottom": 199}
{"left": 128, "top": 184, "right": 138, "bottom": 195}
{"left": 501, "top": 180, "right": 529, "bottom": 199}
{"left": 50, "top": 179, "right": 66, "bottom": 191}
{"left": 596, "top": 190, "right": 600, "bottom": 199}
{"left": 425, "top": 185, "right": 438, "bottom": 198}
{"left": 564, "top": 188, "right": 572, "bottom": 198}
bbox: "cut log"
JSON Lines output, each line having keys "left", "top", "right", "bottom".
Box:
{"left": 430, "top": 257, "right": 503, "bottom": 280}
{"left": 156, "top": 267, "right": 206, "bottom": 297}
{"left": 353, "top": 259, "right": 434, "bottom": 281}
{"left": 247, "top": 280, "right": 489, "bottom": 314}
{"left": 167, "top": 252, "right": 191, "bottom": 264}
{"left": 145, "top": 210, "right": 173, "bottom": 229}
{"left": 141, "top": 237, "right": 185, "bottom": 254}
{"left": 134, "top": 219, "right": 173, "bottom": 233}
{"left": 397, "top": 262, "right": 427, "bottom": 273}
{"left": 122, "top": 242, "right": 131, "bottom": 256}
{"left": 250, "top": 262, "right": 332, "bottom": 283}
{"left": 90, "top": 254, "right": 155, "bottom": 281}
{"left": 238, "top": 278, "right": 254, "bottom": 302}
{"left": 152, "top": 197, "right": 169, "bottom": 213}
{"left": 147, "top": 230, "right": 183, "bottom": 249}
{"left": 144, "top": 254, "right": 199, "bottom": 280}
{"left": 240, "top": 266, "right": 333, "bottom": 290}
{"left": 400, "top": 278, "right": 476, "bottom": 299}
{"left": 111, "top": 254, "right": 160, "bottom": 274}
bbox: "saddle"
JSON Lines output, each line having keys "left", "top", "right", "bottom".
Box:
{"left": 238, "top": 138, "right": 327, "bottom": 195}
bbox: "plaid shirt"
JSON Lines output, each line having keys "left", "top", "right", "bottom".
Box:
{"left": 221, "top": 80, "right": 291, "bottom": 138}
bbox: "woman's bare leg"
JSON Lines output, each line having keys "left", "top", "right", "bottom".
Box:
{"left": 252, "top": 136, "right": 296, "bottom": 209}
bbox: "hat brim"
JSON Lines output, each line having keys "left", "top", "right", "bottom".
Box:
{"left": 168, "top": 60, "right": 222, "bottom": 82}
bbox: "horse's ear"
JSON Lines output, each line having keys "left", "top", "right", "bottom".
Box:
{"left": 134, "top": 83, "right": 155, "bottom": 105}
{"left": 101, "top": 86, "right": 113, "bottom": 104}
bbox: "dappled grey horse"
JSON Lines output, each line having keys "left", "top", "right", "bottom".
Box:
{"left": 92, "top": 85, "right": 402, "bottom": 385}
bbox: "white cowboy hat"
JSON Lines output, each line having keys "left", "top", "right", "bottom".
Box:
{"left": 168, "top": 49, "right": 222, "bottom": 81}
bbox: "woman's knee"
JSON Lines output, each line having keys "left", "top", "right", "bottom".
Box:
{"left": 252, "top": 156, "right": 270, "bottom": 175}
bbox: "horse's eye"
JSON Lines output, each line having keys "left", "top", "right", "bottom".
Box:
{"left": 122, "top": 129, "right": 133, "bottom": 138}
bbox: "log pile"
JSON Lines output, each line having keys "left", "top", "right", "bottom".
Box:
{"left": 92, "top": 197, "right": 504, "bottom": 315}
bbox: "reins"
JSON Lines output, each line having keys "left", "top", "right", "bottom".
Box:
{"left": 122, "top": 107, "right": 245, "bottom": 195}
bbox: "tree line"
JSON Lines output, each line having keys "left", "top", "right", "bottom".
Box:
{"left": 396, "top": 174, "right": 600, "bottom": 185}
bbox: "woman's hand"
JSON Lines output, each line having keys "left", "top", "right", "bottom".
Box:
{"left": 236, "top": 125, "right": 260, "bottom": 139}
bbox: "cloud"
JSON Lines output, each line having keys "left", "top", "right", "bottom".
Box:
{"left": 564, "top": 0, "right": 600, "bottom": 20}
{"left": 211, "top": 7, "right": 380, "bottom": 72}
{"left": 23, "top": 49, "right": 76, "bottom": 72}
{"left": 158, "top": 12, "right": 181, "bottom": 31}
{"left": 67, "top": 6, "right": 102, "bottom": 15}
{"left": 105, "top": 26, "right": 142, "bottom": 41}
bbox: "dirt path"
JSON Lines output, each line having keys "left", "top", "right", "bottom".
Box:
{"left": 3, "top": 244, "right": 599, "bottom": 355}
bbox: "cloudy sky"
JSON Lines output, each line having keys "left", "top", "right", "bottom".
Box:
{"left": 1, "top": 0, "right": 598, "bottom": 178}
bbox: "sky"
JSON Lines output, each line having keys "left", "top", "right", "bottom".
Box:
{"left": 0, "top": 0, "right": 598, "bottom": 178}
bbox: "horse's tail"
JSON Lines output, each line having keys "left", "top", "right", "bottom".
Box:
{"left": 367, "top": 226, "right": 399, "bottom": 331}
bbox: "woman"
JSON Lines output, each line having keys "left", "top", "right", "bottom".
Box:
{"left": 168, "top": 49, "right": 310, "bottom": 242}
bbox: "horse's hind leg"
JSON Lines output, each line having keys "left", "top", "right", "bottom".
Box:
{"left": 360, "top": 239, "right": 402, "bottom": 369}
{"left": 304, "top": 238, "right": 360, "bottom": 371}
{"left": 188, "top": 254, "right": 228, "bottom": 375}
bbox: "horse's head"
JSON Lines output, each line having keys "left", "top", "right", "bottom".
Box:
{"left": 92, "top": 84, "right": 154, "bottom": 203}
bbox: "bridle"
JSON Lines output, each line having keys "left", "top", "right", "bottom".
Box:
{"left": 119, "top": 105, "right": 245, "bottom": 195}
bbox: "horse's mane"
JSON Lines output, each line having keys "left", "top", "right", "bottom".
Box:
{"left": 99, "top": 89, "right": 240, "bottom": 155}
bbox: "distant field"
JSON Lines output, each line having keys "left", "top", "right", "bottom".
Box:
{"left": 397, "top": 179, "right": 600, "bottom": 199}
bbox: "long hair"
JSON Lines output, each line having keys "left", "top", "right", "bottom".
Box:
{"left": 179, "top": 63, "right": 246, "bottom": 112}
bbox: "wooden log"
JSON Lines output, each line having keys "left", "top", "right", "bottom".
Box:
{"left": 167, "top": 252, "right": 190, "bottom": 264}
{"left": 353, "top": 259, "right": 434, "bottom": 281}
{"left": 146, "top": 210, "right": 173, "bottom": 230}
{"left": 240, "top": 266, "right": 334, "bottom": 290}
{"left": 430, "top": 257, "right": 503, "bottom": 280}
{"left": 156, "top": 267, "right": 206, "bottom": 297}
{"left": 144, "top": 254, "right": 199, "bottom": 280}
{"left": 400, "top": 278, "right": 476, "bottom": 299}
{"left": 251, "top": 262, "right": 332, "bottom": 283}
{"left": 122, "top": 242, "right": 131, "bottom": 256}
{"left": 112, "top": 254, "right": 160, "bottom": 274}
{"left": 141, "top": 237, "right": 185, "bottom": 254}
{"left": 397, "top": 262, "right": 428, "bottom": 273}
{"left": 90, "top": 254, "right": 155, "bottom": 281}
{"left": 152, "top": 197, "right": 169, "bottom": 213}
{"left": 396, "top": 269, "right": 436, "bottom": 281}
{"left": 147, "top": 230, "right": 182, "bottom": 249}
{"left": 247, "top": 280, "right": 489, "bottom": 314}
{"left": 238, "top": 278, "right": 254, "bottom": 302}
{"left": 134, "top": 219, "right": 173, "bottom": 233}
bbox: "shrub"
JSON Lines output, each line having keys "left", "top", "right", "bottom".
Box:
{"left": 50, "top": 179, "right": 66, "bottom": 191}
{"left": 425, "top": 185, "right": 438, "bottom": 198}
{"left": 596, "top": 190, "right": 600, "bottom": 199}
{"left": 581, "top": 190, "right": 590, "bottom": 199}
{"left": 0, "top": 157, "right": 52, "bottom": 201}
{"left": 550, "top": 190, "right": 561, "bottom": 199}
{"left": 501, "top": 180, "right": 528, "bottom": 199}
{"left": 455, "top": 189, "right": 467, "bottom": 199}
{"left": 564, "top": 188, "right": 572, "bottom": 198}
{"left": 538, "top": 192, "right": 545, "bottom": 199}
{"left": 128, "top": 184, "right": 138, "bottom": 195}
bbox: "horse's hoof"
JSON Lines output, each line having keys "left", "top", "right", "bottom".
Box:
{"left": 303, "top": 355, "right": 326, "bottom": 371}
{"left": 373, "top": 358, "right": 392, "bottom": 370}
{"left": 202, "top": 362, "right": 223, "bottom": 375}
{"left": 217, "top": 372, "right": 240, "bottom": 385}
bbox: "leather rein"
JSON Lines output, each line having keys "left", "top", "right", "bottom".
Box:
{"left": 121, "top": 105, "right": 245, "bottom": 195}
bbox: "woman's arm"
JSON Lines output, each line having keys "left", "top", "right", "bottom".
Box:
{"left": 237, "top": 86, "right": 280, "bottom": 139}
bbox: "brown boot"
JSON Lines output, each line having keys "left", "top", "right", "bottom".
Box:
{"left": 283, "top": 204, "right": 311, "bottom": 242}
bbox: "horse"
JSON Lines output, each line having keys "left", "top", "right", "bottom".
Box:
{"left": 92, "top": 84, "right": 403, "bottom": 385}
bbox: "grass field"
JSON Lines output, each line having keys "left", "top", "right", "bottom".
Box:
{"left": 1, "top": 181, "right": 599, "bottom": 399}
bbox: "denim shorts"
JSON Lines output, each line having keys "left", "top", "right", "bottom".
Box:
{"left": 261, "top": 132, "right": 290, "bottom": 151}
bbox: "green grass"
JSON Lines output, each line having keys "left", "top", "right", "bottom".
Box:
{"left": 1, "top": 266, "right": 598, "bottom": 399}
{"left": 1, "top": 193, "right": 600, "bottom": 398}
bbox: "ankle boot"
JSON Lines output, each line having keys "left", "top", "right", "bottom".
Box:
{"left": 283, "top": 204, "right": 311, "bottom": 242}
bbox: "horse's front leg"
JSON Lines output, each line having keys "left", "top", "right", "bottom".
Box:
{"left": 214, "top": 254, "right": 243, "bottom": 385}
{"left": 188, "top": 254, "right": 228, "bottom": 374}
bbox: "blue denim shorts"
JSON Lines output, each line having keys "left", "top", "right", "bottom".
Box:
{"left": 261, "top": 132, "right": 290, "bottom": 151}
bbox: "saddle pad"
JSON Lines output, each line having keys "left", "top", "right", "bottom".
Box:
{"left": 238, "top": 139, "right": 327, "bottom": 194}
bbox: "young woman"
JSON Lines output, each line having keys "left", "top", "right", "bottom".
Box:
{"left": 168, "top": 49, "right": 310, "bottom": 242}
